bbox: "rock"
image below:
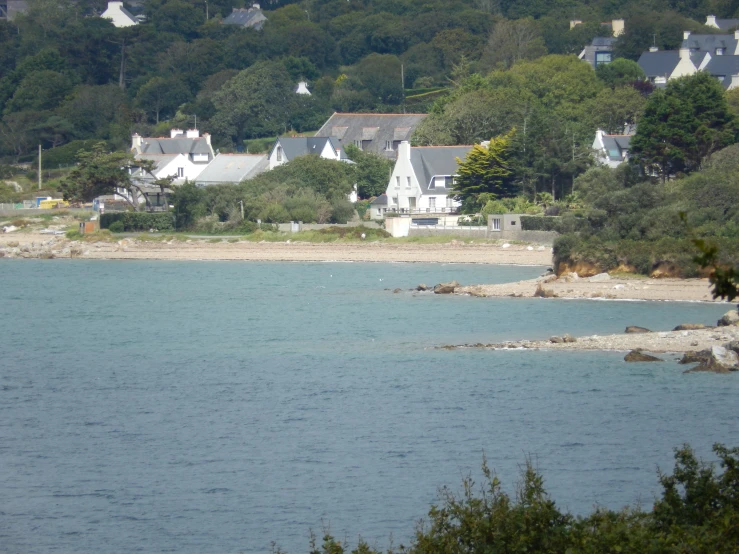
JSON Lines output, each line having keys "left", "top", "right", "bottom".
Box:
{"left": 672, "top": 323, "right": 706, "bottom": 331}
{"left": 717, "top": 310, "right": 739, "bottom": 327}
{"left": 724, "top": 340, "right": 739, "bottom": 355}
{"left": 589, "top": 272, "right": 611, "bottom": 282}
{"left": 559, "top": 272, "right": 580, "bottom": 283}
{"left": 684, "top": 345, "right": 739, "bottom": 374}
{"left": 534, "top": 284, "right": 557, "bottom": 298}
{"left": 625, "top": 350, "right": 664, "bottom": 362}
{"left": 416, "top": 284, "right": 428, "bottom": 291}
{"left": 434, "top": 281, "right": 459, "bottom": 294}
{"left": 562, "top": 334, "right": 577, "bottom": 343}
{"left": 393, "top": 288, "right": 401, "bottom": 293}
{"left": 549, "top": 336, "right": 563, "bottom": 343}
{"left": 501, "top": 243, "right": 510, "bottom": 248}
{"left": 679, "top": 350, "right": 711, "bottom": 364}
{"left": 625, "top": 326, "right": 652, "bottom": 334}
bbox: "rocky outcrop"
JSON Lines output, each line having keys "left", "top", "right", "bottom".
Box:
{"left": 534, "top": 283, "right": 557, "bottom": 298}
{"left": 416, "top": 284, "right": 428, "bottom": 291}
{"left": 625, "top": 350, "right": 664, "bottom": 362}
{"left": 683, "top": 345, "right": 739, "bottom": 374}
{"left": 673, "top": 323, "right": 707, "bottom": 331}
{"left": 433, "top": 281, "right": 459, "bottom": 294}
{"left": 625, "top": 326, "right": 651, "bottom": 334}
{"left": 717, "top": 310, "right": 739, "bottom": 327}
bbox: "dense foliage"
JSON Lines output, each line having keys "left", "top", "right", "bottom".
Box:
{"left": 279, "top": 443, "right": 739, "bottom": 554}
{"left": 0, "top": 0, "right": 736, "bottom": 164}
{"left": 100, "top": 211, "right": 175, "bottom": 231}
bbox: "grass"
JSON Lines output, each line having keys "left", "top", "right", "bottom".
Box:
{"left": 65, "top": 229, "right": 115, "bottom": 242}
{"left": 134, "top": 233, "right": 191, "bottom": 242}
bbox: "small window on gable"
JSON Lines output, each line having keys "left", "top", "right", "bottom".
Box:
{"left": 276, "top": 146, "right": 283, "bottom": 161}
{"left": 406, "top": 176, "right": 411, "bottom": 188}
{"left": 177, "top": 167, "right": 184, "bottom": 178}
{"left": 395, "top": 176, "right": 400, "bottom": 188}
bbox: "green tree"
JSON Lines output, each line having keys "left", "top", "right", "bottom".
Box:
{"left": 480, "top": 17, "right": 547, "bottom": 69}
{"left": 353, "top": 53, "right": 403, "bottom": 104}
{"left": 454, "top": 130, "right": 516, "bottom": 211}
{"left": 595, "top": 58, "right": 646, "bottom": 88}
{"left": 135, "top": 76, "right": 192, "bottom": 124}
{"left": 345, "top": 144, "right": 394, "bottom": 198}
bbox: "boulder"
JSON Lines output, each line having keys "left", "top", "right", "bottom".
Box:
{"left": 588, "top": 272, "right": 611, "bottom": 282}
{"left": 434, "top": 281, "right": 459, "bottom": 294}
{"left": 717, "top": 310, "right": 739, "bottom": 327}
{"left": 549, "top": 336, "right": 563, "bottom": 343}
{"left": 562, "top": 334, "right": 577, "bottom": 343}
{"left": 624, "top": 350, "right": 664, "bottom": 362}
{"left": 724, "top": 340, "right": 739, "bottom": 356}
{"left": 416, "top": 284, "right": 428, "bottom": 291}
{"left": 684, "top": 345, "right": 739, "bottom": 374}
{"left": 672, "top": 323, "right": 707, "bottom": 331}
{"left": 393, "top": 288, "right": 401, "bottom": 293}
{"left": 679, "top": 350, "right": 711, "bottom": 365}
{"left": 534, "top": 284, "right": 557, "bottom": 298}
{"left": 625, "top": 326, "right": 652, "bottom": 334}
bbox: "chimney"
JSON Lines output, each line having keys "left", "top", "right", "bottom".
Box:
{"left": 569, "top": 20, "right": 582, "bottom": 30}
{"left": 170, "top": 128, "right": 184, "bottom": 138}
{"left": 684, "top": 31, "right": 691, "bottom": 40}
{"left": 398, "top": 140, "right": 411, "bottom": 160}
{"left": 706, "top": 15, "right": 718, "bottom": 28}
{"left": 611, "top": 19, "right": 624, "bottom": 37}
{"left": 735, "top": 29, "right": 739, "bottom": 40}
{"left": 649, "top": 46, "right": 659, "bottom": 52}
{"left": 186, "top": 129, "right": 199, "bottom": 138}
{"left": 131, "top": 133, "right": 142, "bottom": 151}
{"left": 731, "top": 74, "right": 739, "bottom": 89}
{"left": 252, "top": 3, "right": 260, "bottom": 9}
{"left": 679, "top": 47, "right": 690, "bottom": 59}
{"left": 203, "top": 133, "right": 211, "bottom": 146}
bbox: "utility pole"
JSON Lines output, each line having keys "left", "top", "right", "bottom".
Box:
{"left": 401, "top": 63, "right": 405, "bottom": 114}
{"left": 240, "top": 200, "right": 244, "bottom": 220}
{"left": 38, "top": 144, "right": 42, "bottom": 190}
{"left": 205, "top": 0, "right": 208, "bottom": 21}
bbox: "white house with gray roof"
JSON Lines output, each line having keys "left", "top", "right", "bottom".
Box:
{"left": 268, "top": 136, "right": 348, "bottom": 170}
{"left": 314, "top": 113, "right": 428, "bottom": 159}
{"left": 195, "top": 154, "right": 268, "bottom": 186}
{"left": 222, "top": 4, "right": 266, "bottom": 29}
{"left": 131, "top": 129, "right": 215, "bottom": 184}
{"left": 705, "top": 15, "right": 739, "bottom": 31}
{"left": 592, "top": 130, "right": 632, "bottom": 168}
{"left": 383, "top": 141, "right": 471, "bottom": 214}
{"left": 101, "top": 1, "right": 138, "bottom": 27}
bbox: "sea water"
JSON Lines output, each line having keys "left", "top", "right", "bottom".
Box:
{"left": 0, "top": 260, "right": 736, "bottom": 553}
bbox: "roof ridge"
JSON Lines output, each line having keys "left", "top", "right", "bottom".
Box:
{"left": 331, "top": 113, "right": 428, "bottom": 116}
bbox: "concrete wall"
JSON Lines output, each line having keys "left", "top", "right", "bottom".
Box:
{"left": 0, "top": 208, "right": 92, "bottom": 217}
{"left": 487, "top": 230, "right": 558, "bottom": 244}
{"left": 277, "top": 221, "right": 382, "bottom": 232}
{"left": 408, "top": 226, "right": 489, "bottom": 237}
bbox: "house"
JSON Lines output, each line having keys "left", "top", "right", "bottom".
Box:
{"left": 705, "top": 15, "right": 739, "bottom": 31}
{"left": 195, "top": 154, "right": 268, "bottom": 186}
{"left": 0, "top": 0, "right": 27, "bottom": 21}
{"left": 383, "top": 141, "right": 472, "bottom": 215}
{"left": 370, "top": 194, "right": 388, "bottom": 219}
{"left": 101, "top": 1, "right": 138, "bottom": 27}
{"left": 131, "top": 128, "right": 215, "bottom": 184}
{"left": 637, "top": 47, "right": 698, "bottom": 84}
{"left": 295, "top": 81, "right": 311, "bottom": 95}
{"left": 576, "top": 19, "right": 624, "bottom": 69}
{"left": 222, "top": 4, "right": 267, "bottom": 29}
{"left": 592, "top": 129, "right": 632, "bottom": 168}
{"left": 704, "top": 55, "right": 739, "bottom": 88}
{"left": 314, "top": 113, "right": 428, "bottom": 159}
{"left": 268, "top": 136, "right": 348, "bottom": 170}
{"left": 682, "top": 30, "right": 739, "bottom": 56}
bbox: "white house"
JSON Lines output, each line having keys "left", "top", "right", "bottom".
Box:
{"left": 592, "top": 129, "right": 632, "bottom": 168}
{"left": 268, "top": 136, "right": 347, "bottom": 170}
{"left": 295, "top": 81, "right": 311, "bottom": 95}
{"left": 101, "top": 1, "right": 138, "bottom": 27}
{"left": 383, "top": 141, "right": 472, "bottom": 214}
{"left": 131, "top": 128, "right": 215, "bottom": 184}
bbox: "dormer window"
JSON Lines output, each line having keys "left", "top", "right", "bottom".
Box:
{"left": 276, "top": 146, "right": 283, "bottom": 161}
{"left": 354, "top": 140, "right": 362, "bottom": 150}
{"left": 385, "top": 140, "right": 392, "bottom": 150}
{"left": 716, "top": 47, "right": 725, "bottom": 55}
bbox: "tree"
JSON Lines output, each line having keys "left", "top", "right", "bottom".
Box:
{"left": 595, "top": 58, "right": 646, "bottom": 88}
{"left": 135, "top": 76, "right": 191, "bottom": 124}
{"left": 345, "top": 144, "right": 394, "bottom": 198}
{"left": 59, "top": 142, "right": 166, "bottom": 210}
{"left": 480, "top": 18, "right": 546, "bottom": 70}
{"left": 453, "top": 130, "right": 516, "bottom": 211}
{"left": 353, "top": 53, "right": 403, "bottom": 104}
{"left": 631, "top": 72, "right": 736, "bottom": 179}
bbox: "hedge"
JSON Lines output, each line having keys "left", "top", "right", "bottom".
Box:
{"left": 100, "top": 212, "right": 175, "bottom": 231}
{"left": 520, "top": 215, "right": 589, "bottom": 234}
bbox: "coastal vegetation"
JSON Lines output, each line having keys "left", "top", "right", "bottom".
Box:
{"left": 278, "top": 443, "right": 739, "bottom": 554}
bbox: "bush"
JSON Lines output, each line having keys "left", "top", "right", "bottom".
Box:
{"left": 108, "top": 221, "right": 124, "bottom": 233}
{"left": 521, "top": 215, "right": 588, "bottom": 233}
{"left": 100, "top": 211, "right": 175, "bottom": 232}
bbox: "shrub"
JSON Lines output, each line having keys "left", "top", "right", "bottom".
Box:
{"left": 521, "top": 215, "right": 588, "bottom": 233}
{"left": 100, "top": 212, "right": 175, "bottom": 232}
{"left": 108, "top": 221, "right": 124, "bottom": 233}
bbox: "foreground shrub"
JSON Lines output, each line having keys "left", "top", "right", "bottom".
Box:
{"left": 100, "top": 212, "right": 174, "bottom": 232}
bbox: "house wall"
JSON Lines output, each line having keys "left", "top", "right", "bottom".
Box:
{"left": 268, "top": 145, "right": 284, "bottom": 170}
{"left": 385, "top": 142, "right": 421, "bottom": 210}
{"left": 153, "top": 154, "right": 207, "bottom": 183}
{"left": 101, "top": 2, "right": 137, "bottom": 27}
{"left": 670, "top": 52, "right": 698, "bottom": 78}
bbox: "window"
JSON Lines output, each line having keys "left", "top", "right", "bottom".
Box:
{"left": 354, "top": 140, "right": 362, "bottom": 149}
{"left": 177, "top": 167, "right": 184, "bottom": 178}
{"left": 491, "top": 218, "right": 501, "bottom": 231}
{"left": 276, "top": 146, "right": 283, "bottom": 161}
{"left": 595, "top": 51, "right": 612, "bottom": 66}
{"left": 429, "top": 197, "right": 436, "bottom": 209}
{"left": 395, "top": 176, "right": 400, "bottom": 188}
{"left": 717, "top": 47, "right": 725, "bottom": 55}
{"left": 406, "top": 176, "right": 411, "bottom": 188}
{"left": 385, "top": 140, "right": 392, "bottom": 150}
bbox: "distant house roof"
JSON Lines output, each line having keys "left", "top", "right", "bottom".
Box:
{"left": 602, "top": 135, "right": 631, "bottom": 162}
{"left": 579, "top": 36, "right": 617, "bottom": 68}
{"left": 195, "top": 154, "right": 268, "bottom": 186}
{"left": 222, "top": 6, "right": 267, "bottom": 29}
{"left": 272, "top": 136, "right": 348, "bottom": 161}
{"left": 370, "top": 194, "right": 388, "bottom": 206}
{"left": 682, "top": 34, "right": 738, "bottom": 53}
{"left": 637, "top": 50, "right": 681, "bottom": 78}
{"left": 135, "top": 136, "right": 214, "bottom": 161}
{"left": 708, "top": 17, "right": 739, "bottom": 31}
{"left": 410, "top": 146, "right": 472, "bottom": 194}
{"left": 704, "top": 55, "right": 739, "bottom": 87}
{"left": 0, "top": 0, "right": 28, "bottom": 21}
{"left": 315, "top": 113, "right": 428, "bottom": 159}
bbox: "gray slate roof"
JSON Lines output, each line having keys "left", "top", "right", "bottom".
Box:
{"left": 131, "top": 154, "right": 179, "bottom": 180}
{"left": 637, "top": 50, "right": 680, "bottom": 78}
{"left": 713, "top": 19, "right": 739, "bottom": 31}
{"left": 137, "top": 137, "right": 213, "bottom": 161}
{"left": 195, "top": 154, "right": 268, "bottom": 186}
{"left": 222, "top": 7, "right": 266, "bottom": 29}
{"left": 410, "top": 146, "right": 472, "bottom": 194}
{"left": 370, "top": 194, "right": 388, "bottom": 205}
{"left": 682, "top": 34, "right": 738, "bottom": 53}
{"left": 601, "top": 135, "right": 631, "bottom": 161}
{"left": 272, "top": 137, "right": 347, "bottom": 161}
{"left": 118, "top": 4, "right": 137, "bottom": 23}
{"left": 704, "top": 55, "right": 739, "bottom": 87}
{"left": 315, "top": 113, "right": 428, "bottom": 159}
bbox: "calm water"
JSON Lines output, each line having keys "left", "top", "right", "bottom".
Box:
{"left": 0, "top": 260, "right": 737, "bottom": 554}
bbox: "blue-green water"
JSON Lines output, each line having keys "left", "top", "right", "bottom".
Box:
{"left": 1, "top": 260, "right": 737, "bottom": 553}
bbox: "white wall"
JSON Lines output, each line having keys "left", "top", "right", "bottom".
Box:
{"left": 101, "top": 2, "right": 137, "bottom": 27}
{"left": 384, "top": 141, "right": 420, "bottom": 210}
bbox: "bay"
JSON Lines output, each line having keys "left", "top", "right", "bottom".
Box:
{"left": 0, "top": 260, "right": 736, "bottom": 554}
